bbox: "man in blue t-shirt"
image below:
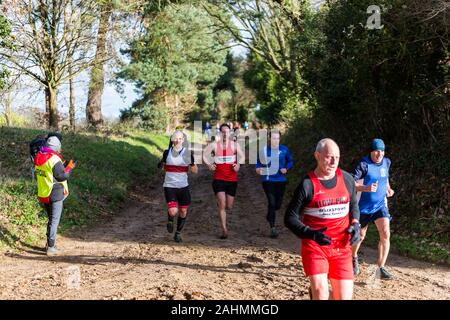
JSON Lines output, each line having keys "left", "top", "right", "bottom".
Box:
{"left": 256, "top": 130, "right": 294, "bottom": 238}
{"left": 351, "top": 139, "right": 395, "bottom": 280}
{"left": 204, "top": 121, "right": 212, "bottom": 141}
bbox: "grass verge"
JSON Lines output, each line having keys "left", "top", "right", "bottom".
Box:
{"left": 0, "top": 126, "right": 168, "bottom": 250}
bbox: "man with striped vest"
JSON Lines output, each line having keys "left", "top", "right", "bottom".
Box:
{"left": 34, "top": 136, "right": 75, "bottom": 256}
{"left": 284, "top": 138, "right": 361, "bottom": 300}
{"left": 160, "top": 131, "right": 198, "bottom": 243}
{"left": 202, "top": 123, "right": 245, "bottom": 239}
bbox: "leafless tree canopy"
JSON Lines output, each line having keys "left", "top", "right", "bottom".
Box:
{"left": 203, "top": 0, "right": 302, "bottom": 78}
{"left": 0, "top": 0, "right": 97, "bottom": 85}
{"left": 0, "top": 0, "right": 98, "bottom": 128}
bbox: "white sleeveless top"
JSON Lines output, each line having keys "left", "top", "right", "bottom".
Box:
{"left": 163, "top": 148, "right": 189, "bottom": 188}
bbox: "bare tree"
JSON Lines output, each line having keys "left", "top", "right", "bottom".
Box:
{"left": 409, "top": 0, "right": 450, "bottom": 22}
{"left": 0, "top": 0, "right": 97, "bottom": 129}
{"left": 203, "top": 0, "right": 303, "bottom": 82}
{"left": 85, "top": 0, "right": 145, "bottom": 129}
{"left": 68, "top": 56, "right": 75, "bottom": 130}
{"left": 1, "top": 88, "right": 13, "bottom": 126}
{"left": 85, "top": 0, "right": 113, "bottom": 128}
{"left": 0, "top": 73, "right": 22, "bottom": 127}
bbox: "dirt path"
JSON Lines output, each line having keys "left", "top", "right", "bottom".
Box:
{"left": 1, "top": 162, "right": 449, "bottom": 300}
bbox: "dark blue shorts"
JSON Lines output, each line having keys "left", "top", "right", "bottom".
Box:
{"left": 360, "top": 207, "right": 391, "bottom": 228}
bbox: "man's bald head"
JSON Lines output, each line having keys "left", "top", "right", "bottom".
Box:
{"left": 171, "top": 130, "right": 184, "bottom": 142}
{"left": 315, "top": 138, "right": 340, "bottom": 154}
{"left": 314, "top": 138, "right": 340, "bottom": 178}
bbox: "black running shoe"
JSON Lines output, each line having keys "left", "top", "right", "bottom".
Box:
{"left": 379, "top": 267, "right": 394, "bottom": 280}
{"left": 270, "top": 227, "right": 279, "bottom": 239}
{"left": 167, "top": 220, "right": 174, "bottom": 233}
{"left": 220, "top": 233, "right": 228, "bottom": 239}
{"left": 174, "top": 231, "right": 182, "bottom": 243}
{"left": 353, "top": 256, "right": 360, "bottom": 276}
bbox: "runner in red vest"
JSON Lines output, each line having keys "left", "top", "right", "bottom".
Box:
{"left": 203, "top": 123, "right": 244, "bottom": 239}
{"left": 284, "top": 138, "right": 361, "bottom": 300}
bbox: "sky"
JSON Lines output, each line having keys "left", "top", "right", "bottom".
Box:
{"left": 310, "top": 0, "right": 325, "bottom": 10}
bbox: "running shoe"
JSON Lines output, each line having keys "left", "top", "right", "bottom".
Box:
{"left": 270, "top": 227, "right": 279, "bottom": 238}
{"left": 174, "top": 231, "right": 182, "bottom": 243}
{"left": 46, "top": 246, "right": 61, "bottom": 256}
{"left": 379, "top": 267, "right": 394, "bottom": 280}
{"left": 167, "top": 220, "right": 174, "bottom": 233}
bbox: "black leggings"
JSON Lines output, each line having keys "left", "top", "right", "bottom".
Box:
{"left": 262, "top": 181, "right": 286, "bottom": 228}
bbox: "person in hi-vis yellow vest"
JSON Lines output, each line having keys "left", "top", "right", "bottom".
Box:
{"left": 34, "top": 136, "right": 75, "bottom": 256}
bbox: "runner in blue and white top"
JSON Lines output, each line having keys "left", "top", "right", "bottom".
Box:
{"left": 351, "top": 138, "right": 395, "bottom": 280}
{"left": 256, "top": 130, "right": 294, "bottom": 238}
{"left": 204, "top": 121, "right": 212, "bottom": 142}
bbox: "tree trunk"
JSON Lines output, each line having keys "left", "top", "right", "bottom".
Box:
{"left": 4, "top": 91, "right": 11, "bottom": 126}
{"left": 45, "top": 89, "right": 50, "bottom": 116}
{"left": 164, "top": 92, "right": 171, "bottom": 133}
{"left": 85, "top": 1, "right": 112, "bottom": 128}
{"left": 69, "top": 61, "right": 75, "bottom": 131}
{"left": 46, "top": 86, "right": 58, "bottom": 129}
{"left": 216, "top": 100, "right": 224, "bottom": 121}
{"left": 173, "top": 94, "right": 180, "bottom": 128}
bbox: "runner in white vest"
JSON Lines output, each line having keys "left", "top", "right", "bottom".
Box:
{"left": 160, "top": 131, "right": 198, "bottom": 243}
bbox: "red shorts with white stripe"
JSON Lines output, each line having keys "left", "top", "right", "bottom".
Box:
{"left": 164, "top": 186, "right": 191, "bottom": 209}
{"left": 301, "top": 239, "right": 353, "bottom": 280}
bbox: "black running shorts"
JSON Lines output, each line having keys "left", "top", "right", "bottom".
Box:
{"left": 212, "top": 180, "right": 238, "bottom": 197}
{"left": 164, "top": 186, "right": 191, "bottom": 208}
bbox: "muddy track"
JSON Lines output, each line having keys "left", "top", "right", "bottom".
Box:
{"left": 0, "top": 162, "right": 449, "bottom": 300}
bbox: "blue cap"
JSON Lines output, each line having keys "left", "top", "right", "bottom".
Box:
{"left": 371, "top": 138, "right": 385, "bottom": 151}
